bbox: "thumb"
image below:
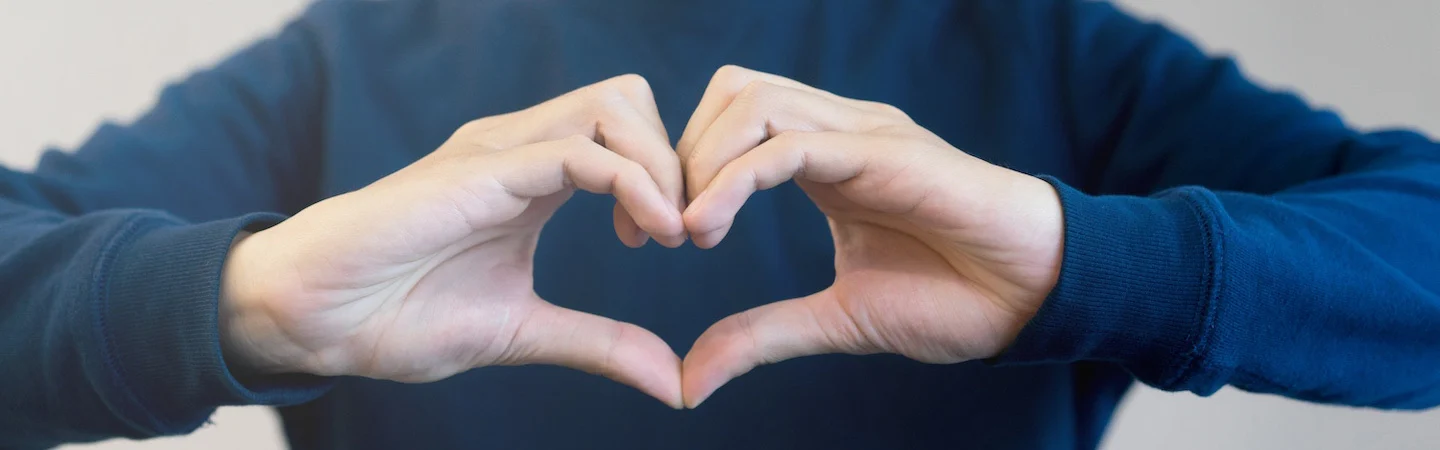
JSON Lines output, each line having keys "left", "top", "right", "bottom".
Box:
{"left": 681, "top": 289, "right": 874, "bottom": 408}
{"left": 506, "top": 302, "right": 683, "bottom": 408}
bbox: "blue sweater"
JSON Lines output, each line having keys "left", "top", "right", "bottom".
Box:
{"left": 2, "top": 1, "right": 1438, "bottom": 449}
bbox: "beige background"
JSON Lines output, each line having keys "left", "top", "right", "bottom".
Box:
{"left": 0, "top": 1, "right": 1436, "bottom": 449}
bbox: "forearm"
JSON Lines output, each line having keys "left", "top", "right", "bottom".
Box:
{"left": 1037, "top": 0, "right": 1440, "bottom": 407}
{"left": 999, "top": 137, "right": 1440, "bottom": 408}
{"left": 0, "top": 13, "right": 328, "bottom": 223}
{"left": 0, "top": 202, "right": 328, "bottom": 448}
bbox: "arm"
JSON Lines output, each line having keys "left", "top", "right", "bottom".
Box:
{"left": 0, "top": 69, "right": 695, "bottom": 447}
{"left": 2, "top": 14, "right": 324, "bottom": 219}
{"left": 670, "top": 43, "right": 1437, "bottom": 408}
{"left": 996, "top": 0, "right": 1440, "bottom": 409}
{"left": 0, "top": 15, "right": 330, "bottom": 448}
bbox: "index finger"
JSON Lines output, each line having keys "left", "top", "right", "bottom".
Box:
{"left": 676, "top": 66, "right": 830, "bottom": 157}
{"left": 676, "top": 66, "right": 906, "bottom": 203}
{"left": 493, "top": 136, "right": 684, "bottom": 240}
{"left": 683, "top": 131, "right": 884, "bottom": 248}
{"left": 481, "top": 74, "right": 687, "bottom": 247}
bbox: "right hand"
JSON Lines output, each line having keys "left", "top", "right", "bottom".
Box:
{"left": 218, "top": 75, "right": 688, "bottom": 407}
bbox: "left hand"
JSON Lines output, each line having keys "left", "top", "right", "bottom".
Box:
{"left": 676, "top": 66, "right": 1066, "bottom": 408}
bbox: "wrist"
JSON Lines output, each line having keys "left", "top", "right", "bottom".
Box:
{"left": 991, "top": 180, "right": 1219, "bottom": 382}
{"left": 1015, "top": 172, "right": 1065, "bottom": 298}
{"left": 219, "top": 230, "right": 298, "bottom": 376}
{"left": 984, "top": 167, "right": 1066, "bottom": 308}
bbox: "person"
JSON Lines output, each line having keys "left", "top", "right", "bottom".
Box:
{"left": 2, "top": 0, "right": 1437, "bottom": 448}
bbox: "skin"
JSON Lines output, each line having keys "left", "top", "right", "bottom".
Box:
{"left": 221, "top": 74, "right": 691, "bottom": 407}
{"left": 219, "top": 66, "right": 1064, "bottom": 411}
{"left": 675, "top": 66, "right": 1063, "bottom": 407}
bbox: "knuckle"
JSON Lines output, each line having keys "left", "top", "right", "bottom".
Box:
{"left": 589, "top": 86, "right": 629, "bottom": 110}
{"left": 453, "top": 117, "right": 497, "bottom": 141}
{"left": 868, "top": 101, "right": 910, "bottom": 120}
{"left": 455, "top": 117, "right": 489, "bottom": 135}
{"left": 710, "top": 65, "right": 760, "bottom": 96}
{"left": 713, "top": 64, "right": 752, "bottom": 85}
{"left": 736, "top": 79, "right": 774, "bottom": 103}
{"left": 682, "top": 145, "right": 708, "bottom": 173}
{"left": 606, "top": 73, "right": 653, "bottom": 99}
{"left": 727, "top": 81, "right": 776, "bottom": 122}
{"left": 585, "top": 74, "right": 652, "bottom": 113}
{"left": 621, "top": 158, "right": 650, "bottom": 178}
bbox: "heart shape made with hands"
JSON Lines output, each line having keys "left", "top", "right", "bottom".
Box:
{"left": 602, "top": 65, "right": 1064, "bottom": 408}
{"left": 224, "top": 65, "right": 1063, "bottom": 412}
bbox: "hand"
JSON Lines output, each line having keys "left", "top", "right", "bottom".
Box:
{"left": 677, "top": 66, "right": 1065, "bottom": 407}
{"left": 219, "top": 75, "right": 689, "bottom": 407}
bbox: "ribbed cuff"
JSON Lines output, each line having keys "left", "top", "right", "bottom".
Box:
{"left": 992, "top": 178, "right": 1221, "bottom": 388}
{"left": 97, "top": 213, "right": 331, "bottom": 435}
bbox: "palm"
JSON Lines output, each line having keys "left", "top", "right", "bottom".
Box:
{"left": 252, "top": 184, "right": 567, "bottom": 382}
{"left": 801, "top": 181, "right": 1030, "bottom": 363}
{"left": 337, "top": 192, "right": 569, "bottom": 382}
{"left": 679, "top": 169, "right": 1059, "bottom": 407}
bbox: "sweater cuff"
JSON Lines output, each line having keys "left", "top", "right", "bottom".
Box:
{"left": 98, "top": 213, "right": 331, "bottom": 435}
{"left": 992, "top": 178, "right": 1221, "bottom": 388}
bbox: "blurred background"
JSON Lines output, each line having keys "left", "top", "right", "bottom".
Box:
{"left": 1, "top": 1, "right": 1436, "bottom": 449}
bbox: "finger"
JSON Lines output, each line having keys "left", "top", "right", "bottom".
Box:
{"left": 482, "top": 74, "right": 658, "bottom": 146}
{"left": 589, "top": 79, "right": 685, "bottom": 247}
{"left": 612, "top": 203, "right": 649, "bottom": 248}
{"left": 676, "top": 66, "right": 901, "bottom": 191}
{"left": 676, "top": 66, "right": 827, "bottom": 202}
{"left": 616, "top": 75, "right": 671, "bottom": 143}
{"left": 555, "top": 75, "right": 686, "bottom": 246}
{"left": 683, "top": 80, "right": 882, "bottom": 204}
{"left": 677, "top": 65, "right": 849, "bottom": 158}
{"left": 509, "top": 302, "right": 683, "bottom": 408}
{"left": 681, "top": 289, "right": 871, "bottom": 408}
{"left": 465, "top": 75, "right": 684, "bottom": 246}
{"left": 676, "top": 65, "right": 762, "bottom": 162}
{"left": 684, "top": 131, "right": 884, "bottom": 248}
{"left": 493, "top": 136, "right": 684, "bottom": 241}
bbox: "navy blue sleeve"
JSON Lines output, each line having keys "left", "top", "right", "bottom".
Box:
{"left": 0, "top": 14, "right": 332, "bottom": 449}
{"left": 3, "top": 18, "right": 326, "bottom": 220}
{"left": 997, "top": 1, "right": 1440, "bottom": 409}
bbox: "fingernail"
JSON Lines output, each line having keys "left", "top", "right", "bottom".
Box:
{"left": 634, "top": 230, "right": 650, "bottom": 247}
